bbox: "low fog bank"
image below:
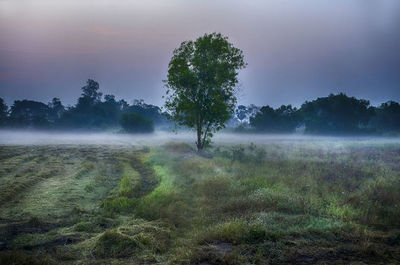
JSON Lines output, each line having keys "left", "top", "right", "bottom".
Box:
{"left": 0, "top": 129, "right": 399, "bottom": 147}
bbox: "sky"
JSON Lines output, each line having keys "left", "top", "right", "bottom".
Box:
{"left": 0, "top": 0, "right": 399, "bottom": 108}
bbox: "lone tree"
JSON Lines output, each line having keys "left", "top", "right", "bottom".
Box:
{"left": 164, "top": 33, "right": 246, "bottom": 150}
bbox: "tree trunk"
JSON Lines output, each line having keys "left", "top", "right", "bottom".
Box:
{"left": 196, "top": 125, "right": 203, "bottom": 151}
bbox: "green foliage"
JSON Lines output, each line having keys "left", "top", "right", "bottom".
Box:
{"left": 127, "top": 99, "right": 166, "bottom": 124}
{"left": 0, "top": 98, "right": 8, "bottom": 126}
{"left": 300, "top": 93, "right": 375, "bottom": 134}
{"left": 47, "top": 97, "right": 65, "bottom": 122}
{"left": 79, "top": 79, "right": 102, "bottom": 105}
{"left": 165, "top": 33, "right": 246, "bottom": 150}
{"left": 371, "top": 101, "right": 400, "bottom": 133}
{"left": 120, "top": 113, "right": 154, "bottom": 133}
{"left": 250, "top": 104, "right": 300, "bottom": 132}
{"left": 235, "top": 105, "right": 248, "bottom": 123}
{"left": 60, "top": 79, "right": 122, "bottom": 129}
{"left": 8, "top": 99, "right": 51, "bottom": 128}
{"left": 249, "top": 93, "right": 386, "bottom": 134}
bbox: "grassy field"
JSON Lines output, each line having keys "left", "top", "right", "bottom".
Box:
{"left": 0, "top": 137, "right": 399, "bottom": 264}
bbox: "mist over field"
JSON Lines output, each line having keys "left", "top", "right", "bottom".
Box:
{"left": 1, "top": 129, "right": 399, "bottom": 146}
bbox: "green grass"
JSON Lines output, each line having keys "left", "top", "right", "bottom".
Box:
{"left": 0, "top": 140, "right": 399, "bottom": 264}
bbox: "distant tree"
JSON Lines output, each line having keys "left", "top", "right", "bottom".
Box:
{"left": 95, "top": 94, "right": 121, "bottom": 126}
{"left": 118, "top": 99, "right": 129, "bottom": 111}
{"left": 104, "top": 94, "right": 116, "bottom": 103}
{"left": 48, "top": 98, "right": 65, "bottom": 122}
{"left": 0, "top": 98, "right": 8, "bottom": 126}
{"left": 59, "top": 79, "right": 165, "bottom": 129}
{"left": 9, "top": 100, "right": 50, "bottom": 128}
{"left": 77, "top": 79, "right": 102, "bottom": 109}
{"left": 120, "top": 113, "right": 154, "bottom": 133}
{"left": 275, "top": 105, "right": 301, "bottom": 131}
{"left": 236, "top": 105, "right": 248, "bottom": 123}
{"left": 61, "top": 79, "right": 109, "bottom": 128}
{"left": 247, "top": 104, "right": 260, "bottom": 118}
{"left": 229, "top": 104, "right": 260, "bottom": 129}
{"left": 250, "top": 104, "right": 299, "bottom": 132}
{"left": 371, "top": 101, "right": 400, "bottom": 132}
{"left": 300, "top": 93, "right": 374, "bottom": 134}
{"left": 127, "top": 99, "right": 164, "bottom": 124}
{"left": 250, "top": 105, "right": 276, "bottom": 131}
{"left": 164, "top": 33, "right": 246, "bottom": 150}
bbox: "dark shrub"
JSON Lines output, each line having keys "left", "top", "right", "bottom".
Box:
{"left": 120, "top": 113, "right": 154, "bottom": 133}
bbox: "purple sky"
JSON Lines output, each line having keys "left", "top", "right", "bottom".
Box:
{"left": 1, "top": 0, "right": 399, "bottom": 107}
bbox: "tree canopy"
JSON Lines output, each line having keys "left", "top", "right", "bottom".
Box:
{"left": 248, "top": 93, "right": 395, "bottom": 135}
{"left": 250, "top": 105, "right": 300, "bottom": 132}
{"left": 0, "top": 98, "right": 8, "bottom": 126}
{"left": 164, "top": 33, "right": 246, "bottom": 150}
{"left": 120, "top": 113, "right": 154, "bottom": 133}
{"left": 300, "top": 93, "right": 375, "bottom": 134}
{"left": 9, "top": 100, "right": 50, "bottom": 128}
{"left": 371, "top": 101, "right": 400, "bottom": 133}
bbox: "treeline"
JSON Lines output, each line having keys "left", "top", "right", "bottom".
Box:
{"left": 1, "top": 83, "right": 399, "bottom": 135}
{"left": 0, "top": 79, "right": 168, "bottom": 132}
{"left": 235, "top": 93, "right": 400, "bottom": 135}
